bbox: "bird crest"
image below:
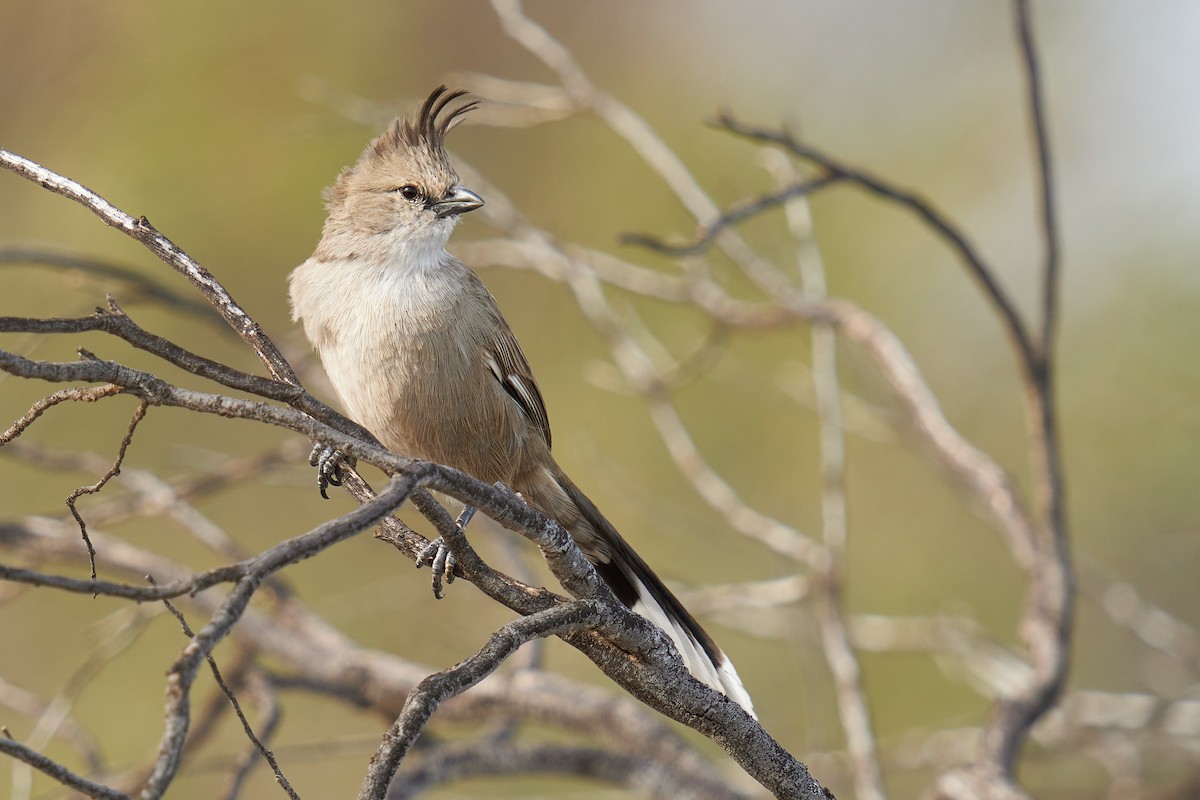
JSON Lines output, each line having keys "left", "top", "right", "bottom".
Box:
{"left": 326, "top": 87, "right": 479, "bottom": 206}
{"left": 374, "top": 86, "right": 479, "bottom": 161}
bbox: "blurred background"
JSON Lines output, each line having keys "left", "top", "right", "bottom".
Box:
{"left": 1, "top": 1, "right": 1198, "bottom": 797}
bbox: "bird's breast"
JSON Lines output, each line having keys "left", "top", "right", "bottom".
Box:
{"left": 292, "top": 256, "right": 524, "bottom": 483}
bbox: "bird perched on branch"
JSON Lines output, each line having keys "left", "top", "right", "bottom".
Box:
{"left": 289, "top": 86, "right": 754, "bottom": 717}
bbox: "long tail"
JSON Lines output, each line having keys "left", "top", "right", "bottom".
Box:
{"left": 557, "top": 475, "right": 756, "bottom": 718}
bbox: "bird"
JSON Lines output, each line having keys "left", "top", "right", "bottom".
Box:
{"left": 289, "top": 86, "right": 754, "bottom": 717}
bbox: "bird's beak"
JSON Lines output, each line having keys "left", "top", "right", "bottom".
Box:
{"left": 432, "top": 186, "right": 484, "bottom": 219}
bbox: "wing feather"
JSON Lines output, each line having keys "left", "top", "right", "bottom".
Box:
{"left": 487, "top": 320, "right": 552, "bottom": 448}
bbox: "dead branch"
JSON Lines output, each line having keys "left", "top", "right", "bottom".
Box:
{"left": 360, "top": 601, "right": 604, "bottom": 799}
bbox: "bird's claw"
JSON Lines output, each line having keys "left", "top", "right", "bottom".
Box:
{"left": 416, "top": 536, "right": 457, "bottom": 599}
{"left": 309, "top": 444, "right": 354, "bottom": 499}
{"left": 415, "top": 485, "right": 515, "bottom": 599}
{"left": 416, "top": 503, "right": 482, "bottom": 599}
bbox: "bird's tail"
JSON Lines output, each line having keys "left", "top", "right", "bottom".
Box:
{"left": 558, "top": 475, "right": 756, "bottom": 718}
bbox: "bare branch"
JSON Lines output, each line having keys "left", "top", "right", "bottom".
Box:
{"left": 65, "top": 399, "right": 148, "bottom": 580}
{"left": 772, "top": 153, "right": 885, "bottom": 800}
{"left": 221, "top": 672, "right": 284, "bottom": 800}
{"left": 0, "top": 307, "right": 313, "bottom": 417}
{"left": 966, "top": 3, "right": 1072, "bottom": 786}
{"left": 0, "top": 735, "right": 129, "bottom": 800}
{"left": 1013, "top": 0, "right": 1061, "bottom": 358}
{"left": 359, "top": 601, "right": 604, "bottom": 799}
{"left": 710, "top": 111, "right": 1040, "bottom": 373}
{"left": 0, "top": 148, "right": 297, "bottom": 385}
{"left": 154, "top": 585, "right": 300, "bottom": 800}
{"left": 621, "top": 173, "right": 842, "bottom": 257}
{"left": 1, "top": 384, "right": 123, "bottom": 445}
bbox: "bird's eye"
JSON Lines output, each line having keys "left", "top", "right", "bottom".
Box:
{"left": 396, "top": 185, "right": 422, "bottom": 202}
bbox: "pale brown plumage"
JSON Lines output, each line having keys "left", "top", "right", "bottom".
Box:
{"left": 289, "top": 87, "right": 754, "bottom": 716}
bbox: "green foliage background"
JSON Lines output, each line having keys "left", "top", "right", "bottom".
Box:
{"left": 1, "top": 2, "right": 1197, "bottom": 797}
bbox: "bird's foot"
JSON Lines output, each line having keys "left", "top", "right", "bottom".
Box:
{"left": 415, "top": 484, "right": 516, "bottom": 599}
{"left": 309, "top": 443, "right": 355, "bottom": 499}
{"left": 416, "top": 503, "right": 477, "bottom": 599}
{"left": 416, "top": 535, "right": 455, "bottom": 599}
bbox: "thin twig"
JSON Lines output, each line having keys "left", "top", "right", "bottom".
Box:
{"left": 772, "top": 152, "right": 886, "bottom": 800}
{"left": 221, "top": 672, "right": 284, "bottom": 800}
{"left": 0, "top": 384, "right": 123, "bottom": 445}
{"left": 621, "top": 173, "right": 842, "bottom": 256}
{"left": 972, "top": 0, "right": 1072, "bottom": 783}
{"left": 1014, "top": 0, "right": 1061, "bottom": 358}
{"left": 152, "top": 580, "right": 300, "bottom": 800}
{"left": 0, "top": 736, "right": 129, "bottom": 800}
{"left": 710, "top": 112, "right": 1041, "bottom": 374}
{"left": 65, "top": 400, "right": 148, "bottom": 580}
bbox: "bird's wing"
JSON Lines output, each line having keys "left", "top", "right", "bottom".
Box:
{"left": 485, "top": 319, "right": 553, "bottom": 449}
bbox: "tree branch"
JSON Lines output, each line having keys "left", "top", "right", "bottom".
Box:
{"left": 0, "top": 149, "right": 297, "bottom": 385}
{"left": 65, "top": 399, "right": 148, "bottom": 580}
{"left": 359, "top": 601, "right": 604, "bottom": 799}
{"left": 0, "top": 735, "right": 129, "bottom": 800}
{"left": 0, "top": 338, "right": 822, "bottom": 796}
{"left": 1014, "top": 0, "right": 1061, "bottom": 358}
{"left": 154, "top": 587, "right": 299, "bottom": 800}
{"left": 771, "top": 153, "right": 885, "bottom": 800}
{"left": 709, "top": 112, "right": 1040, "bottom": 375}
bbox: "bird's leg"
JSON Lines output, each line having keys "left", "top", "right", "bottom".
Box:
{"left": 417, "top": 483, "right": 517, "bottom": 599}
{"left": 309, "top": 443, "right": 356, "bottom": 499}
{"left": 453, "top": 503, "right": 478, "bottom": 531}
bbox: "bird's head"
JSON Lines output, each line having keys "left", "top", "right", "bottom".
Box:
{"left": 320, "top": 87, "right": 484, "bottom": 256}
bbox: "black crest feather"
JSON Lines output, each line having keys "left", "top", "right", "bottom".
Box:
{"left": 374, "top": 86, "right": 478, "bottom": 157}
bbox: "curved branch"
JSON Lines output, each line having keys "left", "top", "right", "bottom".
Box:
{"left": 971, "top": 0, "right": 1072, "bottom": 784}
{"left": 0, "top": 736, "right": 129, "bottom": 800}
{"left": 1014, "top": 0, "right": 1061, "bottom": 357}
{"left": 155, "top": 591, "right": 299, "bottom": 800}
{"left": 710, "top": 112, "right": 1040, "bottom": 375}
{"left": 359, "top": 601, "right": 604, "bottom": 799}
{"left": 0, "top": 344, "right": 825, "bottom": 797}
{"left": 139, "top": 475, "right": 415, "bottom": 799}
{"left": 621, "top": 173, "right": 842, "bottom": 256}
